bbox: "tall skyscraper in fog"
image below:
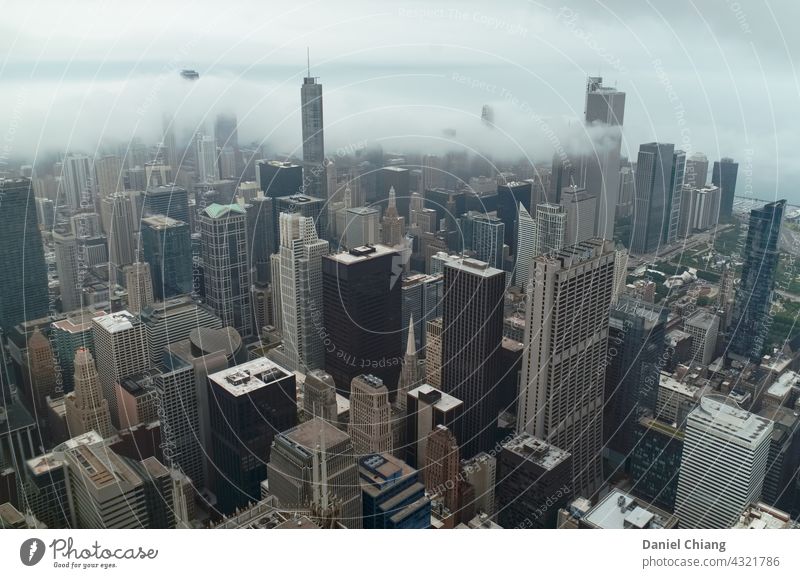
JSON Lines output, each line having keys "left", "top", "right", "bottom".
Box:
{"left": 276, "top": 212, "right": 329, "bottom": 372}
{"left": 685, "top": 152, "right": 709, "bottom": 188}
{"left": 517, "top": 239, "right": 614, "bottom": 496}
{"left": 712, "top": 157, "right": 739, "bottom": 219}
{"left": 515, "top": 203, "right": 535, "bottom": 291}
{"left": 441, "top": 257, "right": 504, "bottom": 458}
{"left": 195, "top": 134, "right": 219, "bottom": 183}
{"left": 631, "top": 142, "right": 674, "bottom": 255}
{"left": 140, "top": 215, "right": 193, "bottom": 300}
{"left": 662, "top": 149, "right": 686, "bottom": 245}
{"left": 0, "top": 178, "right": 49, "bottom": 333}
{"left": 54, "top": 231, "right": 82, "bottom": 312}
{"left": 199, "top": 204, "right": 252, "bottom": 337}
{"left": 301, "top": 65, "right": 326, "bottom": 199}
{"left": 62, "top": 154, "right": 94, "bottom": 210}
{"left": 533, "top": 203, "right": 567, "bottom": 257}
{"left": 584, "top": 77, "right": 625, "bottom": 240}
{"left": 675, "top": 395, "right": 772, "bottom": 529}
{"left": 730, "top": 200, "right": 785, "bottom": 361}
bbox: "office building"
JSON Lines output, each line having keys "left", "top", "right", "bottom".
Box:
{"left": 462, "top": 211, "right": 505, "bottom": 270}
{"left": 116, "top": 371, "right": 159, "bottom": 430}
{"left": 381, "top": 187, "right": 406, "bottom": 246}
{"left": 208, "top": 358, "right": 297, "bottom": 514}
{"left": 685, "top": 152, "right": 709, "bottom": 188}
{"left": 23, "top": 330, "right": 58, "bottom": 414}
{"left": 303, "top": 369, "right": 338, "bottom": 422}
{"left": 61, "top": 154, "right": 93, "bottom": 210}
{"left": 562, "top": 488, "right": 678, "bottom": 529}
{"left": 712, "top": 157, "right": 739, "bottom": 219}
{"left": 276, "top": 212, "right": 329, "bottom": 372}
{"left": 730, "top": 200, "right": 785, "bottom": 361}
{"left": 518, "top": 240, "right": 614, "bottom": 496}
{"left": 246, "top": 196, "right": 275, "bottom": 284}
{"left": 360, "top": 453, "right": 431, "bottom": 529}
{"left": 533, "top": 202, "right": 567, "bottom": 257}
{"left": 64, "top": 348, "right": 114, "bottom": 439}
{"left": 560, "top": 185, "right": 597, "bottom": 247}
{"left": 53, "top": 231, "right": 82, "bottom": 312}
{"left": 141, "top": 296, "right": 222, "bottom": 365}
{"left": 675, "top": 395, "right": 772, "bottom": 528}
{"left": 322, "top": 245, "right": 402, "bottom": 396}
{"left": 195, "top": 135, "right": 219, "bottom": 183}
{"left": 515, "top": 203, "right": 536, "bottom": 291}
{"left": 663, "top": 149, "right": 686, "bottom": 244}
{"left": 140, "top": 215, "right": 193, "bottom": 300}
{"left": 496, "top": 433, "right": 571, "bottom": 529}
{"left": 199, "top": 203, "right": 252, "bottom": 337}
{"left": 349, "top": 374, "right": 393, "bottom": 456}
{"left": 405, "top": 384, "right": 463, "bottom": 470}
{"left": 442, "top": 257, "right": 504, "bottom": 458}
{"left": 101, "top": 192, "right": 136, "bottom": 278}
{"left": 0, "top": 179, "right": 49, "bottom": 333}
{"left": 424, "top": 425, "right": 460, "bottom": 512}
{"left": 91, "top": 311, "right": 149, "bottom": 428}
{"left": 685, "top": 309, "right": 720, "bottom": 366}
{"left": 425, "top": 318, "right": 443, "bottom": 388}
{"left": 256, "top": 160, "right": 303, "bottom": 199}
{"left": 94, "top": 154, "right": 123, "bottom": 196}
{"left": 584, "top": 77, "right": 625, "bottom": 239}
{"left": 124, "top": 262, "right": 154, "bottom": 314}
{"left": 629, "top": 417, "right": 684, "bottom": 512}
{"left": 342, "top": 207, "right": 379, "bottom": 248}
{"left": 631, "top": 142, "right": 674, "bottom": 254}
{"left": 143, "top": 185, "right": 190, "bottom": 225}
{"left": 267, "top": 417, "right": 362, "bottom": 528}
{"left": 496, "top": 181, "right": 532, "bottom": 252}
{"left": 378, "top": 167, "right": 410, "bottom": 219}
{"left": 51, "top": 312, "right": 100, "bottom": 394}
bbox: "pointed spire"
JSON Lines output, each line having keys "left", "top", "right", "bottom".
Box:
{"left": 388, "top": 186, "right": 396, "bottom": 207}
{"left": 307, "top": 47, "right": 310, "bottom": 78}
{"left": 406, "top": 314, "right": 416, "bottom": 357}
{"left": 343, "top": 186, "right": 352, "bottom": 208}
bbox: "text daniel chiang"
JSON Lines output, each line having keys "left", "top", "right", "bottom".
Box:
{"left": 643, "top": 539, "right": 726, "bottom": 553}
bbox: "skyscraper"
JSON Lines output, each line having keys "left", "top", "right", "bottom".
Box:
{"left": 143, "top": 185, "right": 190, "bottom": 225}
{"left": 301, "top": 69, "right": 326, "bottom": 199}
{"left": 199, "top": 203, "right": 252, "bottom": 337}
{"left": 515, "top": 203, "right": 536, "bottom": 292}
{"left": 462, "top": 212, "right": 505, "bottom": 270}
{"left": 730, "top": 200, "right": 785, "bottom": 361}
{"left": 685, "top": 152, "right": 709, "bottom": 188}
{"left": 662, "top": 149, "right": 686, "bottom": 245}
{"left": 267, "top": 417, "right": 362, "bottom": 528}
{"left": 64, "top": 348, "right": 114, "bottom": 439}
{"left": 584, "top": 77, "right": 625, "bottom": 239}
{"left": 381, "top": 187, "right": 405, "bottom": 246}
{"left": 195, "top": 134, "right": 219, "bottom": 183}
{"left": 256, "top": 160, "right": 303, "bottom": 199}
{"left": 61, "top": 154, "right": 93, "bottom": 210}
{"left": 101, "top": 192, "right": 136, "bottom": 278}
{"left": 359, "top": 453, "right": 431, "bottom": 529}
{"left": 517, "top": 239, "right": 614, "bottom": 496}
{"left": 53, "top": 231, "right": 82, "bottom": 312}
{"left": 424, "top": 424, "right": 460, "bottom": 512}
{"left": 712, "top": 157, "right": 739, "bottom": 219}
{"left": 276, "top": 212, "right": 329, "bottom": 372}
{"left": 349, "top": 374, "right": 393, "bottom": 456}
{"left": 405, "top": 384, "right": 463, "bottom": 470}
{"left": 378, "top": 167, "right": 410, "bottom": 219}
{"left": 560, "top": 185, "right": 597, "bottom": 247}
{"left": 124, "top": 262, "right": 154, "bottom": 314}
{"left": 322, "top": 245, "right": 402, "bottom": 396}
{"left": 533, "top": 202, "right": 567, "bottom": 257}
{"left": 141, "top": 295, "right": 222, "bottom": 364}
{"left": 441, "top": 257, "right": 505, "bottom": 458}
{"left": 140, "top": 215, "right": 193, "bottom": 300}
{"left": 208, "top": 358, "right": 297, "bottom": 514}
{"left": 675, "top": 395, "right": 772, "bottom": 528}
{"left": 0, "top": 178, "right": 49, "bottom": 333}
{"left": 631, "top": 142, "right": 675, "bottom": 255}
{"left": 496, "top": 181, "right": 532, "bottom": 252}
{"left": 91, "top": 310, "right": 149, "bottom": 427}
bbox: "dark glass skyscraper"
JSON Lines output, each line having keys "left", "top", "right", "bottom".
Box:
{"left": 712, "top": 157, "right": 739, "bottom": 219}
{"left": 631, "top": 142, "right": 674, "bottom": 255}
{"left": 256, "top": 160, "right": 303, "bottom": 199}
{"left": 0, "top": 178, "right": 49, "bottom": 334}
{"left": 322, "top": 245, "right": 402, "bottom": 397}
{"left": 441, "top": 257, "right": 505, "bottom": 458}
{"left": 730, "top": 199, "right": 785, "bottom": 361}
{"left": 143, "top": 185, "right": 190, "bottom": 225}
{"left": 301, "top": 72, "right": 326, "bottom": 199}
{"left": 140, "top": 215, "right": 193, "bottom": 300}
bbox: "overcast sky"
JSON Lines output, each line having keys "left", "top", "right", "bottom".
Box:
{"left": 1, "top": 0, "right": 798, "bottom": 201}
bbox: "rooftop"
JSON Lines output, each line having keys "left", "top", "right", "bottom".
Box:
{"left": 93, "top": 310, "right": 137, "bottom": 333}
{"left": 208, "top": 357, "right": 293, "bottom": 397}
{"left": 327, "top": 243, "right": 398, "bottom": 264}
{"left": 502, "top": 432, "right": 571, "bottom": 471}
{"left": 691, "top": 395, "right": 773, "bottom": 443}
{"left": 444, "top": 256, "right": 504, "bottom": 278}
{"left": 141, "top": 214, "right": 186, "bottom": 229}
{"left": 732, "top": 502, "right": 798, "bottom": 529}
{"left": 584, "top": 490, "right": 673, "bottom": 529}
{"left": 203, "top": 203, "right": 246, "bottom": 219}
{"left": 408, "top": 384, "right": 463, "bottom": 413}
{"left": 282, "top": 417, "right": 350, "bottom": 450}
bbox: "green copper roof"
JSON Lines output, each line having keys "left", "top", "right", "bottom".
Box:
{"left": 203, "top": 203, "right": 246, "bottom": 218}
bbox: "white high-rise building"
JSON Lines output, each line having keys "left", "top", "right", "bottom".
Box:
{"left": 517, "top": 239, "right": 614, "bottom": 496}
{"left": 533, "top": 203, "right": 566, "bottom": 257}
{"left": 515, "top": 203, "right": 536, "bottom": 292}
{"left": 54, "top": 231, "right": 82, "bottom": 312}
{"left": 675, "top": 395, "right": 772, "bottom": 529}
{"left": 195, "top": 135, "right": 219, "bottom": 183}
{"left": 91, "top": 310, "right": 149, "bottom": 428}
{"left": 349, "top": 374, "right": 393, "bottom": 456}
{"left": 684, "top": 309, "right": 720, "bottom": 366}
{"left": 277, "top": 212, "right": 329, "bottom": 372}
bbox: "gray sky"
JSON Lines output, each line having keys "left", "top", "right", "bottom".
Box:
{"left": 1, "top": 0, "right": 798, "bottom": 201}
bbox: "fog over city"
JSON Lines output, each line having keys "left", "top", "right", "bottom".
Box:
{"left": 2, "top": 0, "right": 798, "bottom": 200}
